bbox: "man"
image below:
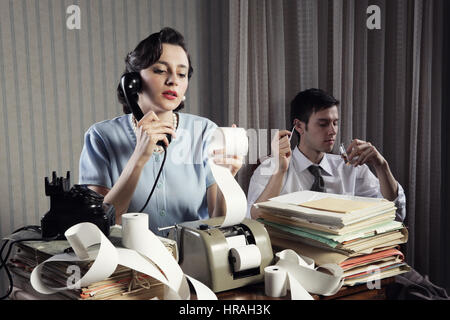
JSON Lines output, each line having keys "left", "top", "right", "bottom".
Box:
{"left": 247, "top": 88, "right": 406, "bottom": 222}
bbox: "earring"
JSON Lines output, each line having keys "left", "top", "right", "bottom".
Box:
{"left": 182, "top": 96, "right": 186, "bottom": 101}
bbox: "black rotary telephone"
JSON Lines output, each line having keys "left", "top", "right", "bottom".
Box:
{"left": 119, "top": 72, "right": 171, "bottom": 147}
{"left": 40, "top": 172, "right": 115, "bottom": 239}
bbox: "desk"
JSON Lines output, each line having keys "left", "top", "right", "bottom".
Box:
{"left": 5, "top": 230, "right": 395, "bottom": 301}
{"left": 216, "top": 278, "right": 394, "bottom": 300}
{"left": 9, "top": 275, "right": 394, "bottom": 300}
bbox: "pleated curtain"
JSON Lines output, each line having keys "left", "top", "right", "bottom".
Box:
{"left": 228, "top": 0, "right": 445, "bottom": 289}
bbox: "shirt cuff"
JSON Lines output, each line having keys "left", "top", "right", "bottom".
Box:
{"left": 393, "top": 182, "right": 407, "bottom": 222}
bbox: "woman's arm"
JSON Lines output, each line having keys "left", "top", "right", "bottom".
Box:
{"left": 94, "top": 151, "right": 148, "bottom": 224}
{"left": 87, "top": 112, "right": 175, "bottom": 224}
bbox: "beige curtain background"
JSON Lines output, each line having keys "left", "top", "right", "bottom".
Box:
{"left": 229, "top": 0, "right": 445, "bottom": 290}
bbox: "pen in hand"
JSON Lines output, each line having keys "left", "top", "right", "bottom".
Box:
{"left": 288, "top": 126, "right": 296, "bottom": 142}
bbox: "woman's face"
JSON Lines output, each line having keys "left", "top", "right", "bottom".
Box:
{"left": 138, "top": 43, "right": 189, "bottom": 114}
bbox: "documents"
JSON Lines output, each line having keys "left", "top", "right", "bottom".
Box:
{"left": 255, "top": 191, "right": 411, "bottom": 287}
{"left": 7, "top": 226, "right": 177, "bottom": 300}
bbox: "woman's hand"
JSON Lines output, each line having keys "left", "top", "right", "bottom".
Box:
{"left": 133, "top": 111, "right": 176, "bottom": 162}
{"left": 212, "top": 124, "right": 244, "bottom": 177}
{"left": 212, "top": 149, "right": 243, "bottom": 177}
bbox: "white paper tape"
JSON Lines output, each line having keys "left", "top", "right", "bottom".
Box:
{"left": 208, "top": 127, "right": 248, "bottom": 228}
{"left": 230, "top": 245, "right": 262, "bottom": 272}
{"left": 225, "top": 235, "right": 247, "bottom": 249}
{"left": 209, "top": 127, "right": 248, "bottom": 158}
{"left": 30, "top": 221, "right": 217, "bottom": 300}
{"left": 121, "top": 213, "right": 189, "bottom": 299}
{"left": 30, "top": 223, "right": 119, "bottom": 294}
{"left": 264, "top": 249, "right": 344, "bottom": 300}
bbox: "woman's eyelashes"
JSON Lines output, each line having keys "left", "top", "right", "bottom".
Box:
{"left": 153, "top": 68, "right": 186, "bottom": 79}
{"left": 153, "top": 68, "right": 166, "bottom": 74}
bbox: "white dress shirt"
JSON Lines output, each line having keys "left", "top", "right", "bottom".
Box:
{"left": 247, "top": 147, "right": 406, "bottom": 222}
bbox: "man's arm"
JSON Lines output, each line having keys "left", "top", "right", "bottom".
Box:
{"left": 250, "top": 170, "right": 287, "bottom": 219}
{"left": 373, "top": 161, "right": 398, "bottom": 201}
{"left": 249, "top": 130, "right": 292, "bottom": 219}
{"left": 346, "top": 139, "right": 398, "bottom": 201}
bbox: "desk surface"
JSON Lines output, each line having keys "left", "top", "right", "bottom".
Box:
{"left": 216, "top": 278, "right": 395, "bottom": 300}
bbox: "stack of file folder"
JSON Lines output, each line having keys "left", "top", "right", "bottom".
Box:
{"left": 254, "top": 191, "right": 411, "bottom": 286}
{"left": 6, "top": 227, "right": 176, "bottom": 300}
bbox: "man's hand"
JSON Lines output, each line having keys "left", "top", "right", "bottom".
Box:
{"left": 271, "top": 130, "right": 292, "bottom": 174}
{"left": 346, "top": 139, "right": 387, "bottom": 169}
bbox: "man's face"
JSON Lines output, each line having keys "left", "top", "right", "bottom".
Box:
{"left": 299, "top": 106, "right": 339, "bottom": 154}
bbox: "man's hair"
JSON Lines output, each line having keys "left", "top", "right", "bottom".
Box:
{"left": 290, "top": 88, "right": 340, "bottom": 138}
{"left": 117, "top": 27, "right": 193, "bottom": 114}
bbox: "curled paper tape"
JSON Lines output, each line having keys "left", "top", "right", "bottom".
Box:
{"left": 208, "top": 127, "right": 248, "bottom": 228}
{"left": 121, "top": 213, "right": 189, "bottom": 299}
{"left": 264, "top": 249, "right": 344, "bottom": 300}
{"left": 30, "top": 219, "right": 217, "bottom": 300}
{"left": 30, "top": 223, "right": 119, "bottom": 295}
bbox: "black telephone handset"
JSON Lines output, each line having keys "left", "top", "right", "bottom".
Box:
{"left": 120, "top": 72, "right": 171, "bottom": 147}
{"left": 119, "top": 73, "right": 171, "bottom": 212}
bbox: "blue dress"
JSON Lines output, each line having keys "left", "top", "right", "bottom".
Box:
{"left": 79, "top": 112, "right": 217, "bottom": 235}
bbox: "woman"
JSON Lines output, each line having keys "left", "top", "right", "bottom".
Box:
{"left": 79, "top": 27, "right": 242, "bottom": 235}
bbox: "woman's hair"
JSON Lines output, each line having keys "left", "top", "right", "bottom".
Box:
{"left": 117, "top": 27, "right": 193, "bottom": 114}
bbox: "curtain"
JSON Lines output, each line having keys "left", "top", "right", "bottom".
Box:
{"left": 228, "top": 0, "right": 446, "bottom": 290}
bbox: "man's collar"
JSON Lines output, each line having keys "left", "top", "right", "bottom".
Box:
{"left": 292, "top": 147, "right": 333, "bottom": 176}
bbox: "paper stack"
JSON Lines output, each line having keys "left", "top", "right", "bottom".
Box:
{"left": 255, "top": 191, "right": 411, "bottom": 286}
{"left": 7, "top": 227, "right": 176, "bottom": 300}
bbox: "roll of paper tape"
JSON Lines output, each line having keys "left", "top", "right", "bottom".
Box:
{"left": 209, "top": 127, "right": 248, "bottom": 157}
{"left": 121, "top": 212, "right": 149, "bottom": 249}
{"left": 121, "top": 212, "right": 189, "bottom": 299}
{"left": 230, "top": 244, "right": 262, "bottom": 272}
{"left": 262, "top": 249, "right": 343, "bottom": 300}
{"left": 264, "top": 265, "right": 287, "bottom": 297}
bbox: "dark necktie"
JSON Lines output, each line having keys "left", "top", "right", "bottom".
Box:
{"left": 308, "top": 165, "right": 326, "bottom": 192}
